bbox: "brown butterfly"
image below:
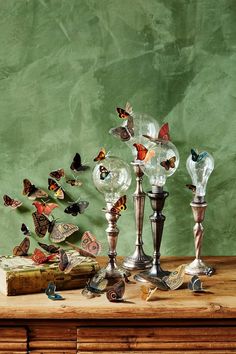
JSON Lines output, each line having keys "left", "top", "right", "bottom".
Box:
{"left": 66, "top": 179, "right": 82, "bottom": 186}
{"left": 160, "top": 156, "right": 176, "bottom": 170}
{"left": 21, "top": 223, "right": 31, "bottom": 236}
{"left": 110, "top": 115, "right": 134, "bottom": 142}
{"left": 70, "top": 153, "right": 89, "bottom": 172}
{"left": 13, "top": 237, "right": 30, "bottom": 256}
{"left": 186, "top": 184, "right": 196, "bottom": 193}
{"left": 22, "top": 179, "right": 48, "bottom": 200}
{"left": 49, "top": 168, "right": 65, "bottom": 181}
{"left": 116, "top": 102, "right": 133, "bottom": 119}
{"left": 48, "top": 178, "right": 64, "bottom": 199}
{"left": 3, "top": 195, "right": 22, "bottom": 209}
{"left": 106, "top": 280, "right": 125, "bottom": 302}
{"left": 110, "top": 195, "right": 127, "bottom": 214}
{"left": 38, "top": 242, "right": 60, "bottom": 254}
{"left": 94, "top": 148, "right": 106, "bottom": 162}
{"left": 32, "top": 212, "right": 79, "bottom": 242}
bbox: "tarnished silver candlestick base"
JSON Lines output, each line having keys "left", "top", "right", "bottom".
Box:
{"left": 123, "top": 162, "right": 152, "bottom": 270}
{"left": 185, "top": 197, "right": 212, "bottom": 275}
{"left": 135, "top": 186, "right": 170, "bottom": 283}
{"left": 103, "top": 203, "right": 131, "bottom": 280}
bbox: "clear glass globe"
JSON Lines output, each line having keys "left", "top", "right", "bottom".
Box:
{"left": 141, "top": 140, "right": 180, "bottom": 187}
{"left": 92, "top": 156, "right": 132, "bottom": 203}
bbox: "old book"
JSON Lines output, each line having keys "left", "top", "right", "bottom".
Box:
{"left": 0, "top": 251, "right": 100, "bottom": 296}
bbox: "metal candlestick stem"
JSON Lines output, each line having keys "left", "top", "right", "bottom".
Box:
{"left": 185, "top": 197, "right": 211, "bottom": 275}
{"left": 135, "top": 186, "right": 170, "bottom": 282}
{"left": 123, "top": 163, "right": 152, "bottom": 270}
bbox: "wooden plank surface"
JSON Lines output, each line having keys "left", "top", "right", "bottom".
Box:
{"left": 0, "top": 256, "right": 234, "bottom": 320}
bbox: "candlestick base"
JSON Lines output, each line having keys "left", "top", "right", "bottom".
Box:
{"left": 134, "top": 264, "right": 170, "bottom": 282}
{"left": 123, "top": 248, "right": 152, "bottom": 270}
{"left": 185, "top": 258, "right": 210, "bottom": 275}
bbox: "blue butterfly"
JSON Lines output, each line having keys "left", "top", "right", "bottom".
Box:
{"left": 45, "top": 282, "right": 64, "bottom": 301}
{"left": 191, "top": 149, "right": 208, "bottom": 163}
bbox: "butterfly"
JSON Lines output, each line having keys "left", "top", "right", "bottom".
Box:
{"left": 204, "top": 267, "right": 215, "bottom": 277}
{"left": 110, "top": 195, "right": 127, "bottom": 214}
{"left": 31, "top": 248, "right": 56, "bottom": 264}
{"left": 106, "top": 279, "right": 125, "bottom": 302}
{"left": 94, "top": 148, "right": 106, "bottom": 162}
{"left": 64, "top": 201, "right": 89, "bottom": 217}
{"left": 32, "top": 212, "right": 79, "bottom": 242}
{"left": 32, "top": 201, "right": 59, "bottom": 216}
{"left": 188, "top": 275, "right": 204, "bottom": 292}
{"left": 82, "top": 273, "right": 108, "bottom": 299}
{"left": 110, "top": 115, "right": 134, "bottom": 142}
{"left": 137, "top": 273, "right": 169, "bottom": 291}
{"left": 13, "top": 237, "right": 30, "bottom": 256}
{"left": 186, "top": 184, "right": 196, "bottom": 193}
{"left": 58, "top": 249, "right": 84, "bottom": 273}
{"left": 45, "top": 282, "right": 64, "bottom": 301}
{"left": 48, "top": 178, "right": 64, "bottom": 199}
{"left": 99, "top": 166, "right": 110, "bottom": 180}
{"left": 66, "top": 178, "right": 82, "bottom": 186}
{"left": 70, "top": 153, "right": 89, "bottom": 172}
{"left": 21, "top": 223, "right": 31, "bottom": 236}
{"left": 140, "top": 285, "right": 159, "bottom": 302}
{"left": 133, "top": 143, "right": 155, "bottom": 162}
{"left": 66, "top": 231, "right": 102, "bottom": 258}
{"left": 22, "top": 179, "right": 48, "bottom": 200}
{"left": 160, "top": 156, "right": 176, "bottom": 170}
{"left": 49, "top": 168, "right": 65, "bottom": 181}
{"left": 38, "top": 242, "right": 60, "bottom": 254}
{"left": 3, "top": 194, "right": 22, "bottom": 209}
{"left": 143, "top": 123, "right": 170, "bottom": 142}
{"left": 116, "top": 102, "right": 133, "bottom": 119}
{"left": 191, "top": 149, "right": 208, "bottom": 163}
{"left": 162, "top": 264, "right": 186, "bottom": 290}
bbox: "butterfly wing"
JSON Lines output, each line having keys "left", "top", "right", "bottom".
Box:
{"left": 32, "top": 248, "right": 48, "bottom": 264}
{"left": 22, "top": 179, "right": 33, "bottom": 195}
{"left": 133, "top": 143, "right": 148, "bottom": 161}
{"left": 43, "top": 203, "right": 59, "bottom": 216}
{"left": 66, "top": 179, "right": 82, "bottom": 186}
{"left": 81, "top": 231, "right": 102, "bottom": 256}
{"left": 160, "top": 156, "right": 176, "bottom": 171}
{"left": 32, "top": 212, "right": 50, "bottom": 238}
{"left": 3, "top": 195, "right": 22, "bottom": 209}
{"left": 13, "top": 237, "right": 30, "bottom": 256}
{"left": 65, "top": 241, "right": 96, "bottom": 258}
{"left": 106, "top": 280, "right": 125, "bottom": 302}
{"left": 70, "top": 153, "right": 81, "bottom": 171}
{"left": 158, "top": 123, "right": 170, "bottom": 141}
{"left": 110, "top": 195, "right": 127, "bottom": 214}
{"left": 45, "top": 282, "right": 56, "bottom": 297}
{"left": 54, "top": 187, "right": 64, "bottom": 200}
{"left": 186, "top": 184, "right": 196, "bottom": 193}
{"left": 99, "top": 166, "right": 110, "bottom": 180}
{"left": 162, "top": 264, "right": 185, "bottom": 290}
{"left": 116, "top": 107, "right": 130, "bottom": 119}
{"left": 49, "top": 169, "right": 65, "bottom": 181}
{"left": 32, "top": 201, "right": 44, "bottom": 214}
{"left": 188, "top": 275, "right": 203, "bottom": 292}
{"left": 21, "top": 223, "right": 30, "bottom": 236}
{"left": 138, "top": 274, "right": 169, "bottom": 291}
{"left": 78, "top": 201, "right": 89, "bottom": 214}
{"left": 49, "top": 223, "right": 79, "bottom": 243}
{"left": 94, "top": 148, "right": 106, "bottom": 162}
{"left": 191, "top": 149, "right": 199, "bottom": 162}
{"left": 38, "top": 242, "right": 60, "bottom": 254}
{"left": 144, "top": 149, "right": 155, "bottom": 163}
{"left": 58, "top": 249, "right": 69, "bottom": 271}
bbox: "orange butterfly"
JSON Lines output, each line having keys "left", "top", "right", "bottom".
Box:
{"left": 133, "top": 144, "right": 155, "bottom": 162}
{"left": 32, "top": 201, "right": 58, "bottom": 216}
{"left": 31, "top": 248, "right": 56, "bottom": 264}
{"left": 110, "top": 195, "right": 127, "bottom": 214}
{"left": 143, "top": 123, "right": 170, "bottom": 143}
{"left": 94, "top": 148, "right": 106, "bottom": 162}
{"left": 116, "top": 102, "right": 133, "bottom": 119}
{"left": 48, "top": 178, "right": 64, "bottom": 199}
{"left": 160, "top": 156, "right": 176, "bottom": 170}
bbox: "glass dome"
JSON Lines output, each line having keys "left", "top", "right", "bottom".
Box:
{"left": 140, "top": 140, "right": 180, "bottom": 188}
{"left": 92, "top": 156, "right": 132, "bottom": 203}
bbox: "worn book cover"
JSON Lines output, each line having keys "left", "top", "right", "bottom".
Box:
{"left": 0, "top": 252, "right": 99, "bottom": 296}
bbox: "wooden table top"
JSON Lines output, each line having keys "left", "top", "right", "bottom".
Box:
{"left": 0, "top": 256, "right": 235, "bottom": 320}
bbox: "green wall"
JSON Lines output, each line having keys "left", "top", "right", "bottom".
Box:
{"left": 0, "top": 0, "right": 235, "bottom": 257}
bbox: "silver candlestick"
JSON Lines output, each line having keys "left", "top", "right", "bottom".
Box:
{"left": 123, "top": 163, "right": 152, "bottom": 270}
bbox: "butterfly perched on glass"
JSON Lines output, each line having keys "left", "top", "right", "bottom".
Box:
{"left": 186, "top": 184, "right": 196, "bottom": 193}
{"left": 31, "top": 248, "right": 56, "bottom": 264}
{"left": 38, "top": 242, "right": 60, "bottom": 254}
{"left": 21, "top": 223, "right": 31, "bottom": 236}
{"left": 116, "top": 102, "right": 133, "bottom": 119}
{"left": 49, "top": 168, "right": 65, "bottom": 181}
{"left": 82, "top": 273, "right": 108, "bottom": 299}
{"left": 188, "top": 275, "right": 204, "bottom": 292}
{"left": 191, "top": 148, "right": 208, "bottom": 163}
{"left": 45, "top": 281, "right": 64, "bottom": 301}
{"left": 99, "top": 166, "right": 110, "bottom": 180}
{"left": 110, "top": 195, "right": 127, "bottom": 214}
{"left": 33, "top": 201, "right": 59, "bottom": 216}
{"left": 106, "top": 279, "right": 125, "bottom": 302}
{"left": 70, "top": 153, "right": 89, "bottom": 172}
{"left": 66, "top": 178, "right": 82, "bottom": 187}
{"left": 48, "top": 178, "right": 64, "bottom": 199}
{"left": 133, "top": 143, "right": 155, "bottom": 162}
{"left": 94, "top": 148, "right": 106, "bottom": 162}
{"left": 22, "top": 179, "right": 48, "bottom": 200}
{"left": 66, "top": 231, "right": 102, "bottom": 258}
{"left": 160, "top": 156, "right": 176, "bottom": 170}
{"left": 3, "top": 195, "right": 22, "bottom": 209}
{"left": 64, "top": 201, "right": 89, "bottom": 216}
{"left": 58, "top": 249, "right": 84, "bottom": 273}
{"left": 162, "top": 264, "right": 186, "bottom": 290}
{"left": 13, "top": 237, "right": 30, "bottom": 256}
{"left": 143, "top": 122, "right": 170, "bottom": 143}
{"left": 110, "top": 116, "right": 134, "bottom": 142}
{"left": 32, "top": 211, "right": 79, "bottom": 242}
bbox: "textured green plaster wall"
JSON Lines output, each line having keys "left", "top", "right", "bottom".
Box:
{"left": 0, "top": 0, "right": 235, "bottom": 257}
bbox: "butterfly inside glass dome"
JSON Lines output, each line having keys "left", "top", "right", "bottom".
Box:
{"left": 133, "top": 143, "right": 155, "bottom": 162}
{"left": 3, "top": 195, "right": 22, "bottom": 209}
{"left": 33, "top": 200, "right": 59, "bottom": 216}
{"left": 82, "top": 272, "right": 108, "bottom": 299}
{"left": 49, "top": 168, "right": 65, "bottom": 181}
{"left": 31, "top": 248, "right": 56, "bottom": 264}
{"left": 106, "top": 279, "right": 125, "bottom": 302}
{"left": 99, "top": 166, "right": 111, "bottom": 180}
{"left": 48, "top": 178, "right": 64, "bottom": 199}
{"left": 32, "top": 211, "right": 79, "bottom": 243}
{"left": 64, "top": 200, "right": 89, "bottom": 217}
{"left": 191, "top": 148, "right": 208, "bottom": 163}
{"left": 143, "top": 122, "right": 170, "bottom": 143}
{"left": 22, "top": 179, "right": 48, "bottom": 200}
{"left": 110, "top": 195, "right": 127, "bottom": 214}
{"left": 70, "top": 153, "right": 89, "bottom": 172}
{"left": 66, "top": 230, "right": 102, "bottom": 259}
{"left": 160, "top": 156, "right": 176, "bottom": 171}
